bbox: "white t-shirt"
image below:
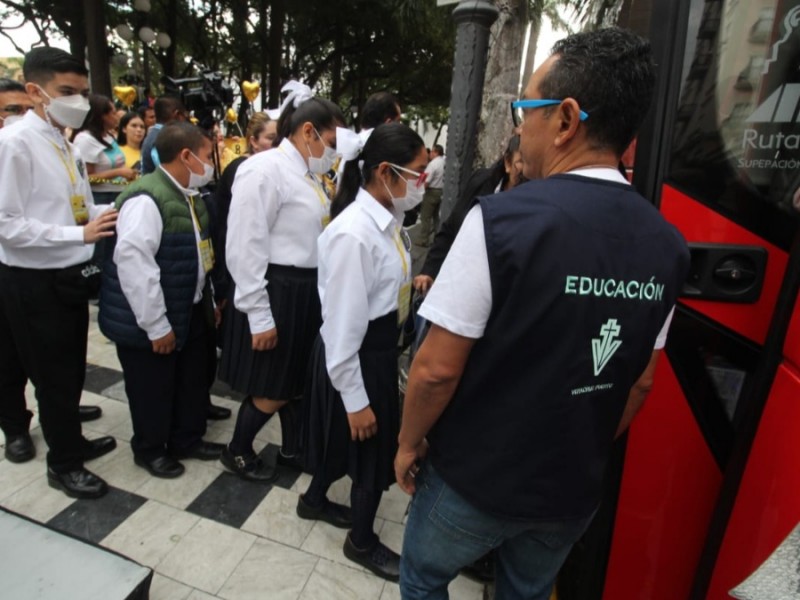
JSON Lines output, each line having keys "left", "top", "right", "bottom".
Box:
{"left": 419, "top": 168, "right": 674, "bottom": 349}
{"left": 425, "top": 155, "right": 445, "bottom": 190}
{"left": 73, "top": 131, "right": 127, "bottom": 193}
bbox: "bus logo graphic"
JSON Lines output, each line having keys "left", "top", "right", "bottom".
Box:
{"left": 592, "top": 319, "right": 622, "bottom": 376}
{"left": 746, "top": 84, "right": 800, "bottom": 123}
{"left": 763, "top": 6, "right": 800, "bottom": 75}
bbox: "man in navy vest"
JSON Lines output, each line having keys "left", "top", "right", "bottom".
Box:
{"left": 395, "top": 28, "right": 690, "bottom": 599}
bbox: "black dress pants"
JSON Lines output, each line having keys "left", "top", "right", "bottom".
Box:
{"left": 0, "top": 264, "right": 88, "bottom": 472}
{"left": 116, "top": 304, "right": 209, "bottom": 461}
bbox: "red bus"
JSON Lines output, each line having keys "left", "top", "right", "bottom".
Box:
{"left": 559, "top": 1, "right": 800, "bottom": 598}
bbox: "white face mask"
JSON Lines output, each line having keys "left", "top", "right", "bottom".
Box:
{"left": 185, "top": 151, "right": 214, "bottom": 188}
{"left": 0, "top": 114, "right": 23, "bottom": 128}
{"left": 306, "top": 127, "right": 338, "bottom": 174}
{"left": 384, "top": 165, "right": 426, "bottom": 212}
{"left": 37, "top": 86, "right": 90, "bottom": 130}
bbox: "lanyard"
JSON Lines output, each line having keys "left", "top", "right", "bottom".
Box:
{"left": 49, "top": 141, "right": 79, "bottom": 192}
{"left": 305, "top": 172, "right": 330, "bottom": 214}
{"left": 393, "top": 226, "right": 410, "bottom": 280}
{"left": 187, "top": 195, "right": 204, "bottom": 235}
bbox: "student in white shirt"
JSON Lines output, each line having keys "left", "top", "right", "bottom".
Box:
{"left": 72, "top": 94, "right": 138, "bottom": 205}
{"left": 298, "top": 123, "right": 428, "bottom": 581}
{"left": 0, "top": 47, "right": 119, "bottom": 500}
{"left": 218, "top": 83, "right": 345, "bottom": 482}
{"left": 98, "top": 122, "right": 226, "bottom": 478}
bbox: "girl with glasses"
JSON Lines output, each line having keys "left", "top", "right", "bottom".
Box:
{"left": 298, "top": 122, "right": 428, "bottom": 581}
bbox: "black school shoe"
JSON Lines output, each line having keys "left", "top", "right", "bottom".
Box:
{"left": 220, "top": 447, "right": 278, "bottom": 483}
{"left": 78, "top": 405, "right": 102, "bottom": 422}
{"left": 134, "top": 455, "right": 185, "bottom": 479}
{"left": 207, "top": 403, "right": 232, "bottom": 420}
{"left": 47, "top": 467, "right": 108, "bottom": 499}
{"left": 172, "top": 440, "right": 225, "bottom": 461}
{"left": 296, "top": 494, "right": 353, "bottom": 528}
{"left": 4, "top": 432, "right": 35, "bottom": 463}
{"left": 343, "top": 534, "right": 400, "bottom": 582}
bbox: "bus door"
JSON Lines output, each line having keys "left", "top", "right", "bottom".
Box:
{"left": 559, "top": 1, "right": 800, "bottom": 599}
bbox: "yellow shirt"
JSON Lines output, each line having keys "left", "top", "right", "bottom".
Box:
{"left": 120, "top": 144, "right": 141, "bottom": 169}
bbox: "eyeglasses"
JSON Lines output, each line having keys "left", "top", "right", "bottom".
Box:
{"left": 0, "top": 104, "right": 33, "bottom": 116}
{"left": 389, "top": 163, "right": 427, "bottom": 187}
{"left": 511, "top": 99, "right": 589, "bottom": 128}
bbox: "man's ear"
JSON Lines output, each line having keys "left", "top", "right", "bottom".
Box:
{"left": 553, "top": 98, "right": 584, "bottom": 147}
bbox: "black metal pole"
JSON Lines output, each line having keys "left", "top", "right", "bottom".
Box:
{"left": 440, "top": 0, "right": 499, "bottom": 222}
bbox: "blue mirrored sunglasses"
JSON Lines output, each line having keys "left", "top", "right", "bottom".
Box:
{"left": 511, "top": 99, "right": 589, "bottom": 127}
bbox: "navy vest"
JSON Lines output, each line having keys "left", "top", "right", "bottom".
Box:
{"left": 98, "top": 169, "right": 210, "bottom": 350}
{"left": 428, "top": 174, "right": 690, "bottom": 520}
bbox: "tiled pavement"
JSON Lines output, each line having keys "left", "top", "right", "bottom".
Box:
{"left": 0, "top": 307, "right": 487, "bottom": 600}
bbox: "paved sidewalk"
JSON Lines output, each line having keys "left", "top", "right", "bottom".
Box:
{"left": 0, "top": 307, "right": 486, "bottom": 600}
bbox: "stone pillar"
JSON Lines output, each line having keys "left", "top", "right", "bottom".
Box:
{"left": 440, "top": 0, "right": 499, "bottom": 222}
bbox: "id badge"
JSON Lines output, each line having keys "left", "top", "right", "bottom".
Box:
{"left": 70, "top": 194, "right": 89, "bottom": 225}
{"left": 199, "top": 237, "right": 215, "bottom": 273}
{"left": 397, "top": 281, "right": 412, "bottom": 325}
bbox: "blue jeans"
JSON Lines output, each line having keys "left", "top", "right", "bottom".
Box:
{"left": 400, "top": 461, "right": 594, "bottom": 600}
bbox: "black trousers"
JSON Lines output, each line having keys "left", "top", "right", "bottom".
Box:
{"left": 116, "top": 304, "right": 209, "bottom": 461}
{"left": 0, "top": 263, "right": 88, "bottom": 472}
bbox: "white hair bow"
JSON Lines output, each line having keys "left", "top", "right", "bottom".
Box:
{"left": 268, "top": 80, "right": 314, "bottom": 120}
{"left": 337, "top": 127, "right": 375, "bottom": 169}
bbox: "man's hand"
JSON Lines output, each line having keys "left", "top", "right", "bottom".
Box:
{"left": 252, "top": 327, "right": 278, "bottom": 351}
{"left": 83, "top": 208, "right": 118, "bottom": 243}
{"left": 152, "top": 330, "right": 176, "bottom": 354}
{"left": 395, "top": 440, "right": 429, "bottom": 495}
{"left": 413, "top": 275, "right": 434, "bottom": 295}
{"left": 347, "top": 405, "right": 377, "bottom": 441}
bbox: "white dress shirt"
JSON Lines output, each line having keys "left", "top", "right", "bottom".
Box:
{"left": 113, "top": 167, "right": 206, "bottom": 340}
{"left": 319, "top": 189, "right": 411, "bottom": 413}
{"left": 425, "top": 155, "right": 445, "bottom": 189}
{"left": 0, "top": 110, "right": 104, "bottom": 269}
{"left": 227, "top": 137, "right": 330, "bottom": 334}
{"left": 420, "top": 168, "right": 674, "bottom": 347}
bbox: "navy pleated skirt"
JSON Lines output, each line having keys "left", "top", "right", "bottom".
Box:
{"left": 303, "top": 312, "right": 400, "bottom": 491}
{"left": 219, "top": 264, "right": 321, "bottom": 401}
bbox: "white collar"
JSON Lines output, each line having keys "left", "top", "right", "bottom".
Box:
{"left": 565, "top": 167, "right": 629, "bottom": 185}
{"left": 158, "top": 165, "right": 197, "bottom": 198}
{"left": 356, "top": 187, "right": 396, "bottom": 232}
{"left": 278, "top": 137, "right": 311, "bottom": 176}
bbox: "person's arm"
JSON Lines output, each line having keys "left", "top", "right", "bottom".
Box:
{"left": 114, "top": 195, "right": 172, "bottom": 352}
{"left": 396, "top": 206, "right": 492, "bottom": 493}
{"left": 395, "top": 324, "right": 476, "bottom": 493}
{"left": 227, "top": 164, "right": 279, "bottom": 338}
{"left": 320, "top": 230, "right": 376, "bottom": 440}
{"left": 615, "top": 349, "right": 660, "bottom": 438}
{"left": 86, "top": 162, "right": 138, "bottom": 181}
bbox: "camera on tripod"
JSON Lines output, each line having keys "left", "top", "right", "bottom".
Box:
{"left": 163, "top": 71, "right": 234, "bottom": 115}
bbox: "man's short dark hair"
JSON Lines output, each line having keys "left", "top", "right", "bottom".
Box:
{"left": 155, "top": 122, "right": 210, "bottom": 164}
{"left": 23, "top": 47, "right": 88, "bottom": 85}
{"left": 154, "top": 95, "right": 185, "bottom": 124}
{"left": 432, "top": 144, "right": 444, "bottom": 156}
{"left": 138, "top": 105, "right": 154, "bottom": 118}
{"left": 541, "top": 27, "right": 655, "bottom": 156}
{"left": 360, "top": 91, "right": 400, "bottom": 130}
{"left": 0, "top": 78, "right": 25, "bottom": 94}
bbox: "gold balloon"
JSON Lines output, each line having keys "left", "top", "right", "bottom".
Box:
{"left": 242, "top": 80, "right": 260, "bottom": 103}
{"left": 113, "top": 85, "right": 137, "bottom": 108}
{"left": 225, "top": 108, "right": 238, "bottom": 124}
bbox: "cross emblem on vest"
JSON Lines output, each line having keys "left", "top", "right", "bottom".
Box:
{"left": 592, "top": 318, "right": 622, "bottom": 376}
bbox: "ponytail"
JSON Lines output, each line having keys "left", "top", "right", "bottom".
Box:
{"left": 331, "top": 160, "right": 363, "bottom": 220}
